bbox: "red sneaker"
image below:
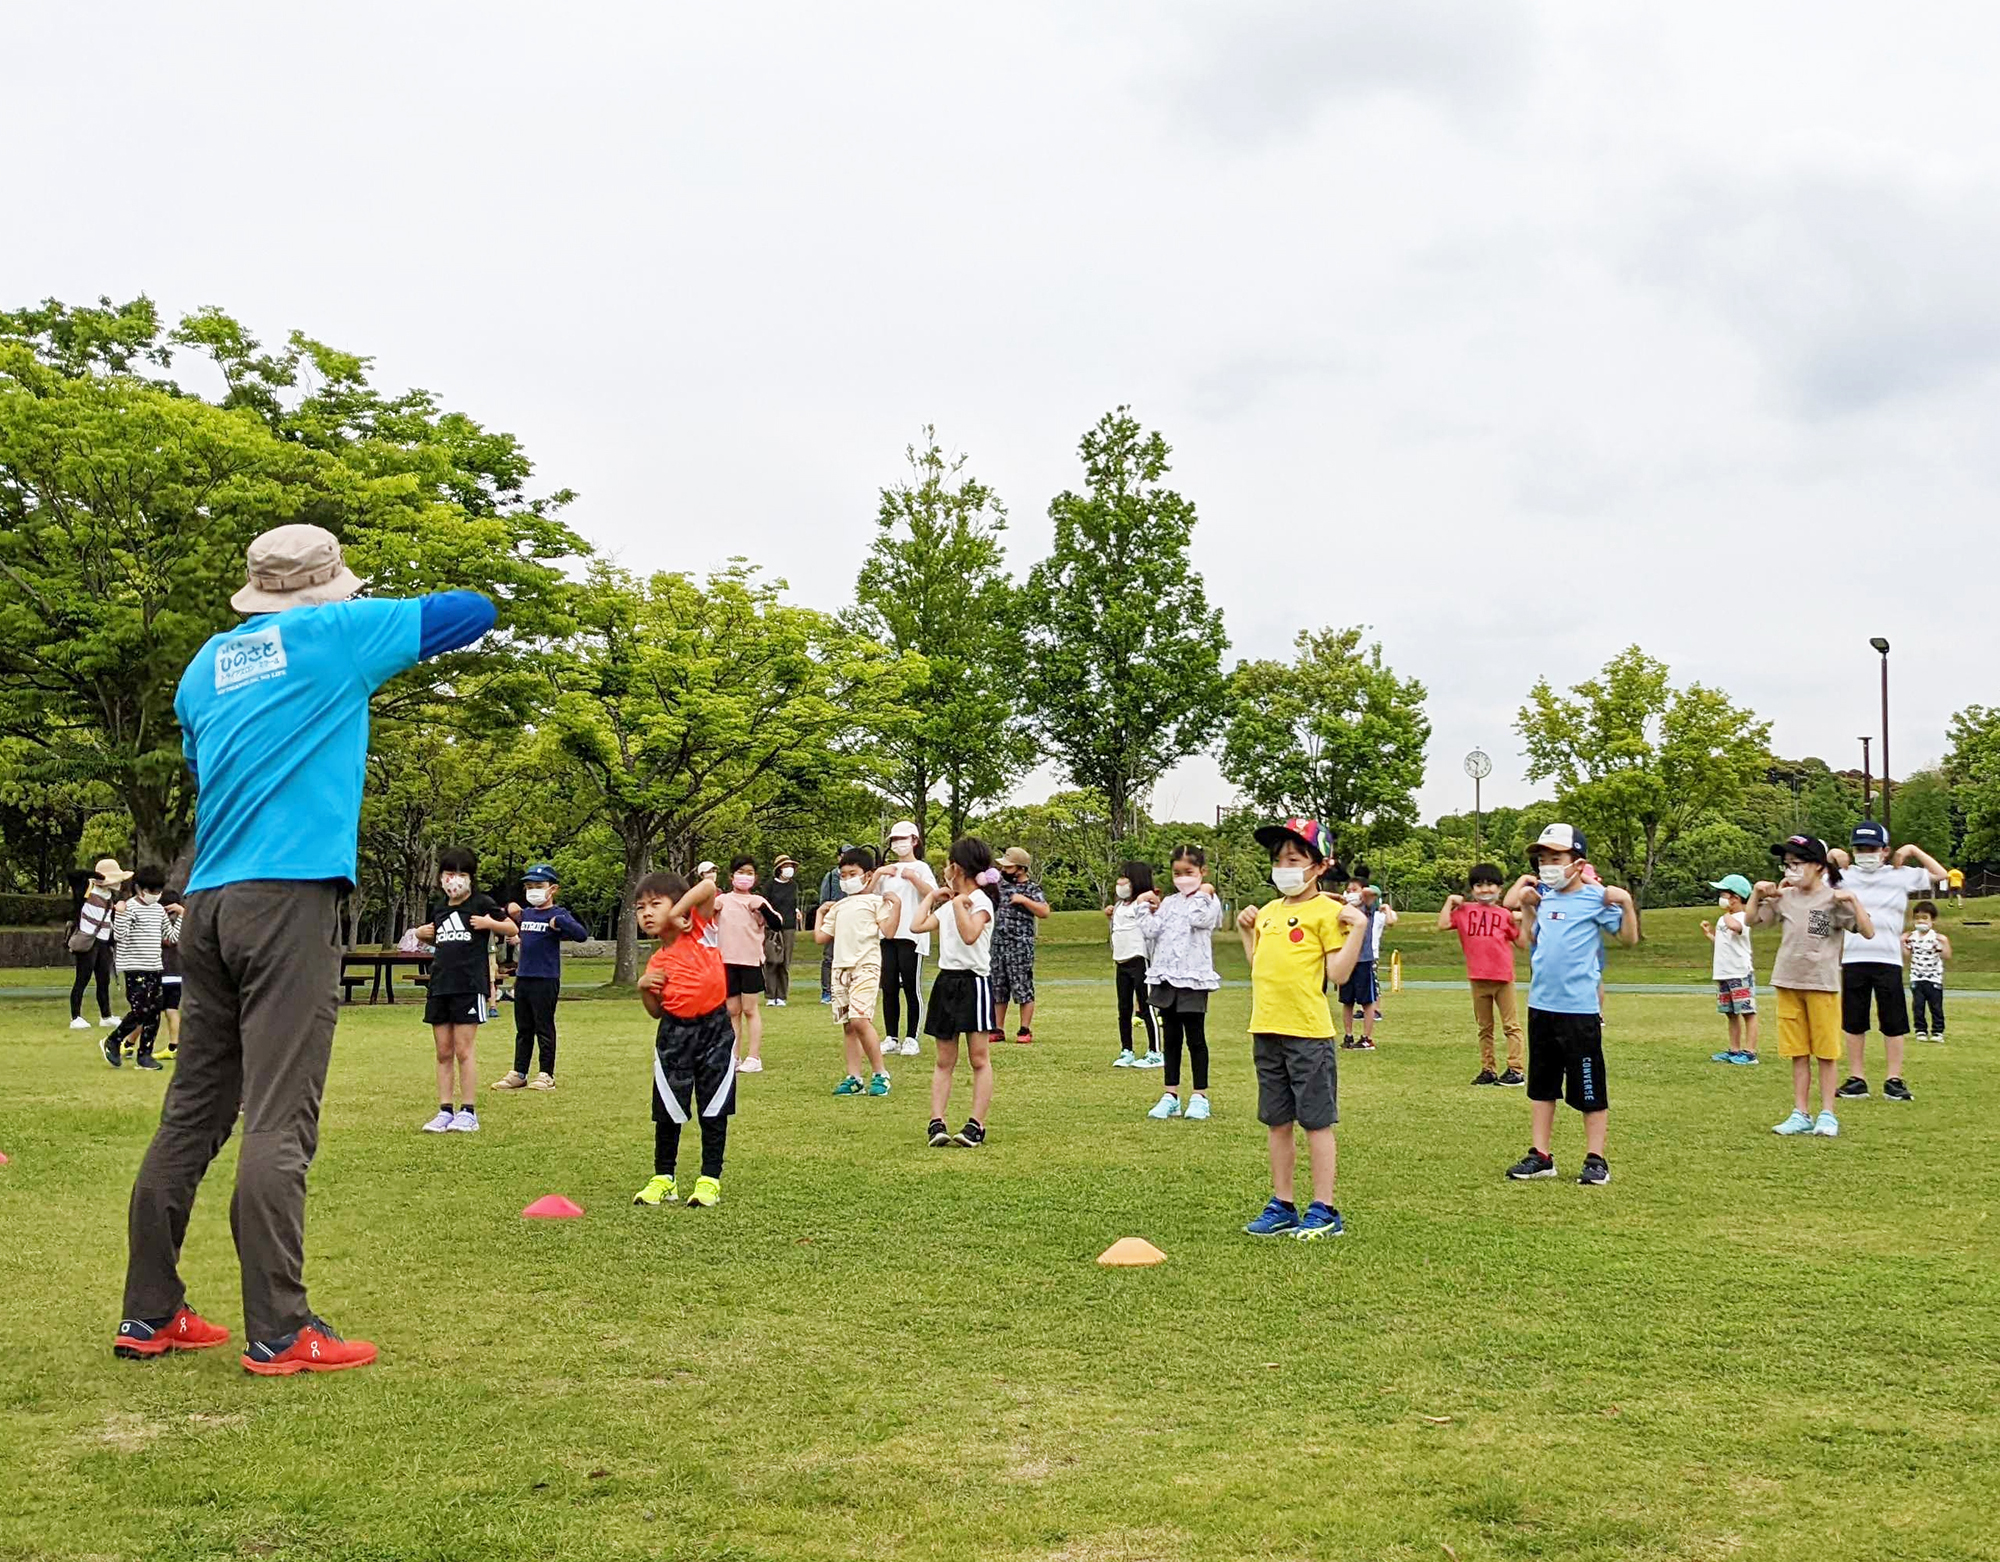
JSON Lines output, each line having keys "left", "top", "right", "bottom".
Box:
{"left": 1015, "top": 1029, "right": 1033, "bottom": 1045}
{"left": 114, "top": 1305, "right": 231, "bottom": 1359}
{"left": 241, "top": 1316, "right": 378, "bottom": 1376}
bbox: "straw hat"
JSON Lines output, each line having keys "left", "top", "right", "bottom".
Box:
{"left": 92, "top": 857, "right": 133, "bottom": 885}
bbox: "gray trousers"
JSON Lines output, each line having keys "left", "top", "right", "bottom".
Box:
{"left": 123, "top": 880, "right": 341, "bottom": 1342}
{"left": 763, "top": 928, "right": 795, "bottom": 1003}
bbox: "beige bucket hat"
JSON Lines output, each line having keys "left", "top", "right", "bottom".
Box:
{"left": 231, "top": 524, "right": 364, "bottom": 615}
{"left": 92, "top": 857, "right": 133, "bottom": 884}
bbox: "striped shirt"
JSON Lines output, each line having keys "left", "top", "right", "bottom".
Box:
{"left": 113, "top": 899, "right": 182, "bottom": 974}
{"left": 76, "top": 891, "right": 116, "bottom": 944}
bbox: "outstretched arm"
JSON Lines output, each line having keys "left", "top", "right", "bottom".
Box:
{"left": 1894, "top": 843, "right": 1947, "bottom": 880}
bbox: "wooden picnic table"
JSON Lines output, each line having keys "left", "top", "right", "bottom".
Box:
{"left": 340, "top": 949, "right": 432, "bottom": 1005}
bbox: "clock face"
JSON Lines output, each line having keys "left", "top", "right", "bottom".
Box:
{"left": 1464, "top": 749, "right": 1492, "bottom": 781}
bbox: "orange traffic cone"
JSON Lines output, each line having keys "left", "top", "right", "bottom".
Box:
{"left": 1097, "top": 1237, "right": 1166, "bottom": 1267}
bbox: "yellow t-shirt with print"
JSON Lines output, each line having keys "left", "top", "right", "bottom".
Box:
{"left": 1249, "top": 894, "right": 1348, "bottom": 1038}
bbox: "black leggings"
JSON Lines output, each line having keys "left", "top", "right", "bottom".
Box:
{"left": 655, "top": 1116, "right": 728, "bottom": 1180}
{"left": 1162, "top": 1008, "right": 1208, "bottom": 1092}
{"left": 512, "top": 975, "right": 560, "bottom": 1076}
{"left": 1116, "top": 958, "right": 1157, "bottom": 1052}
{"left": 881, "top": 938, "right": 922, "bottom": 1039}
{"left": 71, "top": 941, "right": 114, "bottom": 1020}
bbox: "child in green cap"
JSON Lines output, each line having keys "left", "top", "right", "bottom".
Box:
{"left": 1701, "top": 875, "right": 1759, "bottom": 1065}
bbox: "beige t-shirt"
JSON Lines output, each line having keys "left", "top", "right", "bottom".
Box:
{"left": 826, "top": 892, "right": 895, "bottom": 969}
{"left": 1750, "top": 882, "right": 1858, "bottom": 993}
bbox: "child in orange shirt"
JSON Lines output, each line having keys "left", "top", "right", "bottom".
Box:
{"left": 632, "top": 871, "right": 735, "bottom": 1210}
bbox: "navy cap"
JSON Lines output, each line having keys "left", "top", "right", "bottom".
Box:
{"left": 1851, "top": 820, "right": 1889, "bottom": 850}
{"left": 522, "top": 862, "right": 559, "bottom": 883}
{"left": 1770, "top": 834, "right": 1830, "bottom": 865}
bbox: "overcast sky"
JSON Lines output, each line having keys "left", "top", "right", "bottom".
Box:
{"left": 15, "top": 2, "right": 2000, "bottom": 824}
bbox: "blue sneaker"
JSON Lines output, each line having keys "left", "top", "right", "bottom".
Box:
{"left": 1711, "top": 1050, "right": 1740, "bottom": 1063}
{"left": 866, "top": 1072, "right": 891, "bottom": 1097}
{"left": 1184, "top": 1094, "right": 1211, "bottom": 1121}
{"left": 1147, "top": 1092, "right": 1181, "bottom": 1120}
{"left": 1243, "top": 1198, "right": 1301, "bottom": 1237}
{"left": 1295, "top": 1202, "right": 1345, "bottom": 1240}
{"left": 1728, "top": 1052, "right": 1761, "bottom": 1066}
{"left": 1772, "top": 1109, "right": 1814, "bottom": 1135}
{"left": 832, "top": 1075, "right": 865, "bottom": 1096}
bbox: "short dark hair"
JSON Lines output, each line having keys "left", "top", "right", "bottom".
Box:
{"left": 135, "top": 864, "right": 168, "bottom": 892}
{"left": 634, "top": 870, "right": 687, "bottom": 903}
{"left": 1120, "top": 860, "right": 1155, "bottom": 897}
{"left": 1469, "top": 862, "right": 1504, "bottom": 888}
{"left": 839, "top": 845, "right": 876, "bottom": 871}
{"left": 728, "top": 854, "right": 757, "bottom": 875}
{"left": 1914, "top": 899, "right": 1939, "bottom": 918}
{"left": 438, "top": 846, "right": 477, "bottom": 876}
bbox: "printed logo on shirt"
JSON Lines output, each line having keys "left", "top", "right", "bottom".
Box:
{"left": 435, "top": 912, "right": 472, "bottom": 944}
{"left": 214, "top": 625, "right": 288, "bottom": 694}
{"left": 1807, "top": 909, "right": 1832, "bottom": 939}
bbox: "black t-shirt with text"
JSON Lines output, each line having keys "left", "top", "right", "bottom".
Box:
{"left": 428, "top": 892, "right": 499, "bottom": 996}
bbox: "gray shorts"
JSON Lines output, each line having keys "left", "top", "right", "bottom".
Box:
{"left": 1253, "top": 1034, "right": 1338, "bottom": 1130}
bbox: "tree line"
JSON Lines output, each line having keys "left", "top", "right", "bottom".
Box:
{"left": 4, "top": 296, "right": 1994, "bottom": 976}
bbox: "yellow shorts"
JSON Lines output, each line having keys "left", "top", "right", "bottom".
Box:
{"left": 831, "top": 960, "right": 881, "bottom": 1025}
{"left": 1776, "top": 988, "right": 1841, "bottom": 1060}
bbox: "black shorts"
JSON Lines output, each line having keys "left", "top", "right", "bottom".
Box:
{"left": 1527, "top": 1008, "right": 1608, "bottom": 1112}
{"left": 725, "top": 962, "right": 766, "bottom": 998}
{"left": 424, "top": 990, "right": 489, "bottom": 1027}
{"left": 653, "top": 1003, "right": 738, "bottom": 1123}
{"left": 1841, "top": 962, "right": 1909, "bottom": 1037}
{"left": 925, "top": 968, "right": 996, "bottom": 1039}
{"left": 1253, "top": 1034, "right": 1338, "bottom": 1130}
{"left": 1338, "top": 962, "right": 1379, "bottom": 1006}
{"left": 161, "top": 977, "right": 182, "bottom": 1012}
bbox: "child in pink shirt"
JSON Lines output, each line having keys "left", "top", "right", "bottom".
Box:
{"left": 715, "top": 855, "right": 782, "bottom": 1072}
{"left": 1438, "top": 863, "right": 1526, "bottom": 1087}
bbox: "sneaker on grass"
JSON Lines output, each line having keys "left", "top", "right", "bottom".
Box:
{"left": 1576, "top": 1154, "right": 1611, "bottom": 1186}
{"left": 1471, "top": 1068, "right": 1499, "bottom": 1086}
{"left": 632, "top": 1174, "right": 677, "bottom": 1206}
{"left": 1184, "top": 1094, "right": 1211, "bottom": 1121}
{"left": 1710, "top": 1050, "right": 1741, "bottom": 1063}
{"left": 1114, "top": 1049, "right": 1136, "bottom": 1068}
{"left": 492, "top": 1071, "right": 528, "bottom": 1090}
{"left": 950, "top": 1119, "right": 986, "bottom": 1148}
{"left": 1728, "top": 1053, "right": 1761, "bottom": 1066}
{"left": 1295, "top": 1202, "right": 1345, "bottom": 1240}
{"left": 1834, "top": 1076, "right": 1870, "bottom": 1099}
{"left": 1243, "top": 1199, "right": 1301, "bottom": 1237}
{"left": 927, "top": 1118, "right": 952, "bottom": 1148}
{"left": 529, "top": 1072, "right": 555, "bottom": 1090}
{"left": 136, "top": 1054, "right": 163, "bottom": 1071}
{"left": 1772, "top": 1109, "right": 1814, "bottom": 1135}
{"left": 867, "top": 1072, "right": 891, "bottom": 1096}
{"left": 114, "top": 1305, "right": 230, "bottom": 1360}
{"left": 241, "top": 1315, "right": 376, "bottom": 1376}
{"left": 832, "top": 1075, "right": 865, "bottom": 1096}
{"left": 1146, "top": 1092, "right": 1181, "bottom": 1120}
{"left": 1883, "top": 1077, "right": 1913, "bottom": 1102}
{"left": 101, "top": 1035, "right": 121, "bottom": 1069}
{"left": 1812, "top": 1110, "right": 1840, "bottom": 1138}
{"left": 420, "top": 1109, "right": 454, "bottom": 1133}
{"left": 899, "top": 1038, "right": 921, "bottom": 1057}
{"left": 1496, "top": 1068, "right": 1526, "bottom": 1087}
{"left": 686, "top": 1175, "right": 722, "bottom": 1208}
{"left": 1505, "top": 1147, "right": 1557, "bottom": 1180}
{"left": 69, "top": 1016, "right": 91, "bottom": 1031}
{"left": 738, "top": 1057, "right": 764, "bottom": 1074}
{"left": 448, "top": 1108, "right": 479, "bottom": 1133}
{"left": 1137, "top": 1050, "right": 1164, "bottom": 1069}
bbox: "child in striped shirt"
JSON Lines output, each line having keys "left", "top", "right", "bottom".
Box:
{"left": 104, "top": 865, "right": 181, "bottom": 1071}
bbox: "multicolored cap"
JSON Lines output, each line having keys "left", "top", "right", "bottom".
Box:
{"left": 1253, "top": 817, "right": 1334, "bottom": 861}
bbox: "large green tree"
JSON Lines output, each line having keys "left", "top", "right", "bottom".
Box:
{"left": 0, "top": 295, "right": 584, "bottom": 865}
{"left": 1944, "top": 705, "right": 2000, "bottom": 862}
{"left": 538, "top": 563, "right": 915, "bottom": 981}
{"left": 1515, "top": 646, "right": 1771, "bottom": 904}
{"left": 851, "top": 428, "right": 1031, "bottom": 844}
{"left": 1021, "top": 409, "right": 1228, "bottom": 840}
{"left": 1219, "top": 626, "right": 1430, "bottom": 860}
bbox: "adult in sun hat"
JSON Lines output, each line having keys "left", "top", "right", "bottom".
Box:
{"left": 1831, "top": 820, "right": 1947, "bottom": 1104}
{"left": 68, "top": 859, "right": 130, "bottom": 1030}
{"left": 874, "top": 820, "right": 938, "bottom": 1055}
{"left": 759, "top": 855, "right": 803, "bottom": 1006}
{"left": 115, "top": 523, "right": 497, "bottom": 1375}
{"left": 990, "top": 846, "right": 1050, "bottom": 1044}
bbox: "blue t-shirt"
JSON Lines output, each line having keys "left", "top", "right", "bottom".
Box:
{"left": 177, "top": 593, "right": 493, "bottom": 893}
{"left": 1527, "top": 883, "right": 1624, "bottom": 1014}
{"left": 515, "top": 904, "right": 588, "bottom": 979}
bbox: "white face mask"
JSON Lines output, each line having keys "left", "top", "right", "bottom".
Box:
{"left": 1342, "top": 890, "right": 1363, "bottom": 905}
{"left": 1472, "top": 888, "right": 1500, "bottom": 904}
{"left": 1537, "top": 862, "right": 1570, "bottom": 889}
{"left": 778, "top": 867, "right": 794, "bottom": 881}
{"left": 441, "top": 873, "right": 471, "bottom": 897}
{"left": 1271, "top": 866, "right": 1310, "bottom": 895}
{"left": 1717, "top": 894, "right": 1733, "bottom": 908}
{"left": 839, "top": 874, "right": 865, "bottom": 895}
{"left": 526, "top": 887, "right": 552, "bottom": 907}
{"left": 1853, "top": 851, "right": 1883, "bottom": 869}
{"left": 1914, "top": 919, "right": 1932, "bottom": 931}
{"left": 1114, "top": 882, "right": 1132, "bottom": 901}
{"left": 137, "top": 890, "right": 159, "bottom": 905}
{"left": 890, "top": 838, "right": 915, "bottom": 860}
{"left": 731, "top": 872, "right": 756, "bottom": 892}
{"left": 1172, "top": 873, "right": 1200, "bottom": 895}
{"left": 1782, "top": 863, "right": 1808, "bottom": 886}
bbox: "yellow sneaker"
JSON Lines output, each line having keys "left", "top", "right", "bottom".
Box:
{"left": 687, "top": 1175, "right": 722, "bottom": 1209}
{"left": 632, "top": 1174, "right": 677, "bottom": 1207}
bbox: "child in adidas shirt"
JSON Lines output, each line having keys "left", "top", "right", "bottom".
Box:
{"left": 1905, "top": 900, "right": 1951, "bottom": 1043}
{"left": 633, "top": 870, "right": 735, "bottom": 1209}
{"left": 1701, "top": 875, "right": 1759, "bottom": 1065}
{"left": 410, "top": 847, "right": 516, "bottom": 1134}
{"left": 103, "top": 865, "right": 181, "bottom": 1070}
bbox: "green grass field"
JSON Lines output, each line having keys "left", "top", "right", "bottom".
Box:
{"left": 3, "top": 936, "right": 1997, "bottom": 1561}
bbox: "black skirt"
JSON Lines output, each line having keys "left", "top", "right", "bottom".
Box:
{"left": 925, "top": 967, "right": 995, "bottom": 1039}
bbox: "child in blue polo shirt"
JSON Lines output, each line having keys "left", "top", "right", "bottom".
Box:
{"left": 494, "top": 863, "right": 589, "bottom": 1092}
{"left": 1501, "top": 824, "right": 1638, "bottom": 1186}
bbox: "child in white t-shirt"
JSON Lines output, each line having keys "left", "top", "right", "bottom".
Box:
{"left": 1105, "top": 859, "right": 1162, "bottom": 1069}
{"left": 1701, "top": 875, "right": 1759, "bottom": 1065}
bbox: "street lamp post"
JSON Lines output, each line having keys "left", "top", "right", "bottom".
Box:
{"left": 1870, "top": 637, "right": 1891, "bottom": 836}
{"left": 1859, "top": 737, "right": 1872, "bottom": 816}
{"left": 1464, "top": 749, "right": 1492, "bottom": 859}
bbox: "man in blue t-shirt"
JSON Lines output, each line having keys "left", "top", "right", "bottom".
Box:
{"left": 1499, "top": 824, "right": 1639, "bottom": 1187}
{"left": 118, "top": 524, "right": 495, "bottom": 1377}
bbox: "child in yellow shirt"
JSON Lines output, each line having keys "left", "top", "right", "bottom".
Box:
{"left": 1235, "top": 818, "right": 1369, "bottom": 1241}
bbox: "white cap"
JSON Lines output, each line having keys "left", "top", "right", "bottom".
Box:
{"left": 888, "top": 820, "right": 919, "bottom": 840}
{"left": 696, "top": 861, "right": 716, "bottom": 877}
{"left": 1534, "top": 823, "right": 1581, "bottom": 854}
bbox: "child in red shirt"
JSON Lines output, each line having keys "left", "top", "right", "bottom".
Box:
{"left": 633, "top": 871, "right": 735, "bottom": 1209}
{"left": 1438, "top": 863, "right": 1527, "bottom": 1087}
